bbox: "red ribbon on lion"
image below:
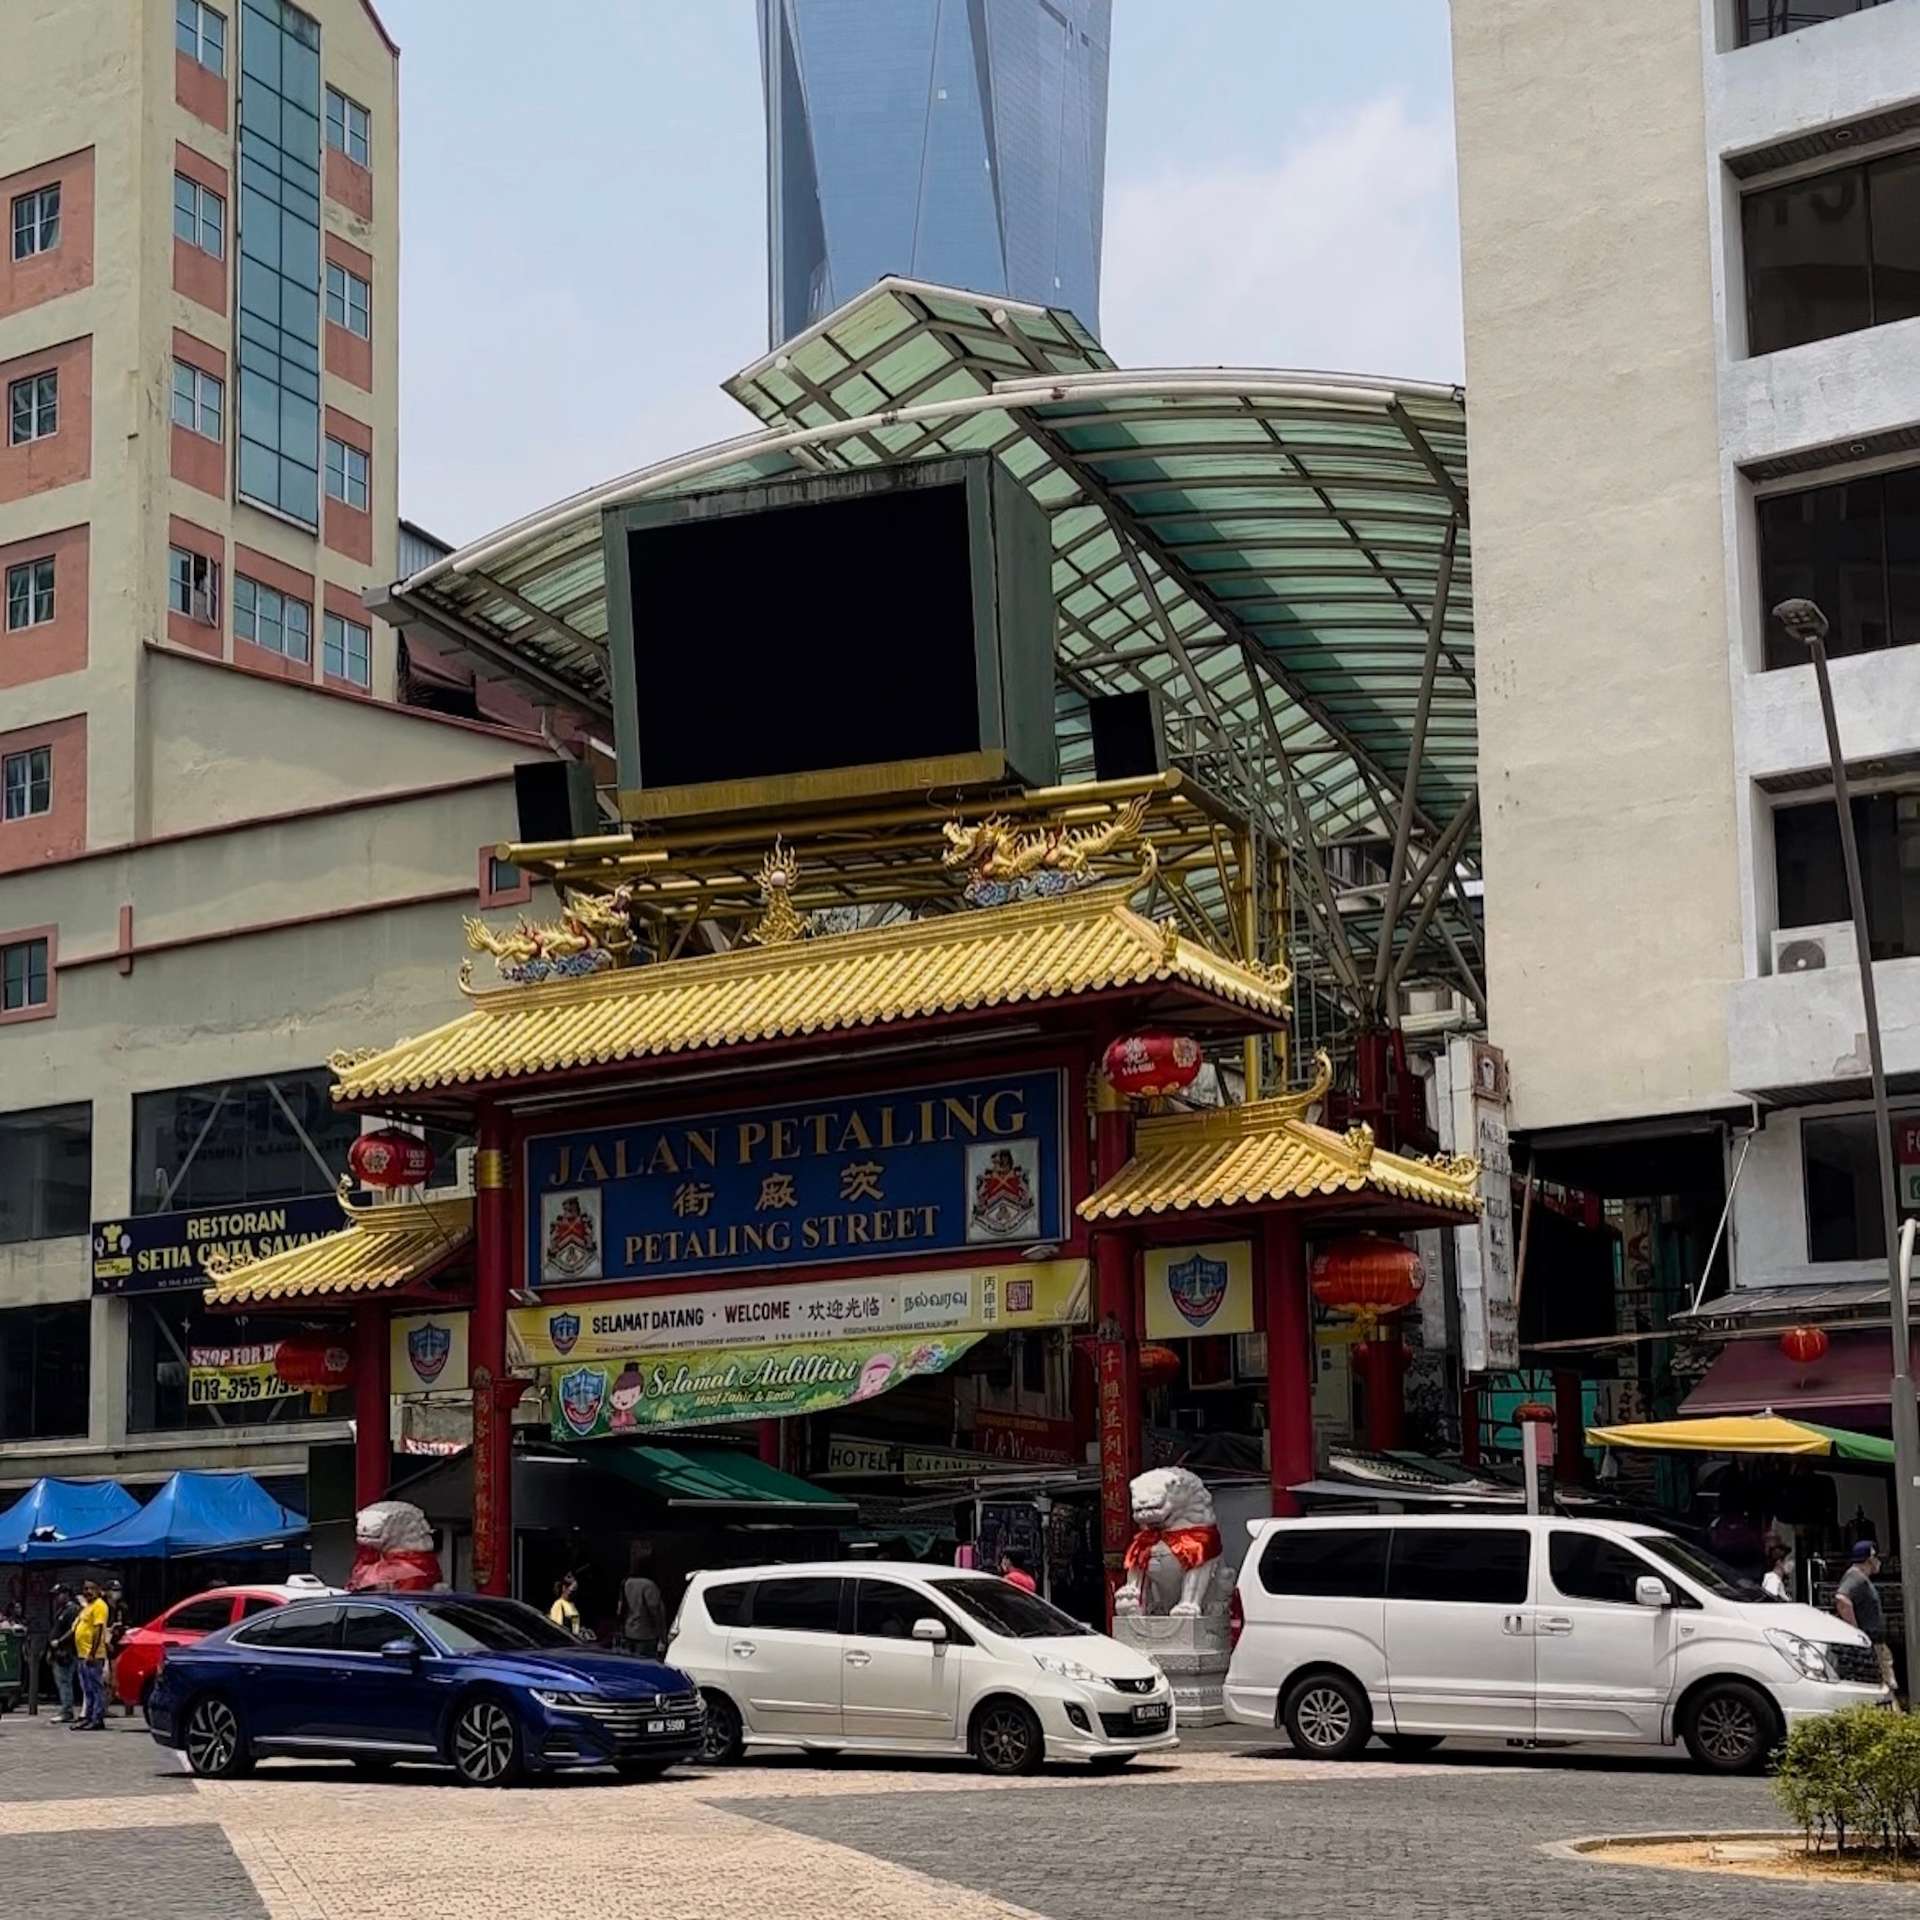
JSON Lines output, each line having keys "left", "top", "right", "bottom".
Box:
{"left": 1122, "top": 1522, "right": 1223, "bottom": 1575}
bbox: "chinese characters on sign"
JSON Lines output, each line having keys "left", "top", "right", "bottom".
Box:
{"left": 525, "top": 1072, "right": 1066, "bottom": 1287}
{"left": 1446, "top": 1035, "right": 1517, "bottom": 1372}
{"left": 1097, "top": 1339, "right": 1133, "bottom": 1558}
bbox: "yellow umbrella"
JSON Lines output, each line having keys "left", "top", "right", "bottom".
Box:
{"left": 1586, "top": 1414, "right": 1892, "bottom": 1462}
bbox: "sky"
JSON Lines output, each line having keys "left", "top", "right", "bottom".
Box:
{"left": 378, "top": 0, "right": 1461, "bottom": 547}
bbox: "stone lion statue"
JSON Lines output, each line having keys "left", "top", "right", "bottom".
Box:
{"left": 1114, "top": 1466, "right": 1226, "bottom": 1618}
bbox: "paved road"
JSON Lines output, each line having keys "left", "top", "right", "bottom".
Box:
{"left": 2, "top": 1710, "right": 1912, "bottom": 1918}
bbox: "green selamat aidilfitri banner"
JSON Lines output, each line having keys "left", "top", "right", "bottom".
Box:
{"left": 547, "top": 1333, "right": 982, "bottom": 1439}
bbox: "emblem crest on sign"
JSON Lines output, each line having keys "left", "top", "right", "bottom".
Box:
{"left": 1168, "top": 1252, "right": 1229, "bottom": 1330}
{"left": 557, "top": 1366, "right": 608, "bottom": 1438}
{"left": 548, "top": 1311, "right": 581, "bottom": 1356}
{"left": 406, "top": 1321, "right": 452, "bottom": 1386}
{"left": 541, "top": 1190, "right": 601, "bottom": 1282}
{"left": 967, "top": 1140, "right": 1039, "bottom": 1242}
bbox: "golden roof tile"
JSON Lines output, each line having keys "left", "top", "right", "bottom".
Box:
{"left": 1079, "top": 1090, "right": 1482, "bottom": 1222}
{"left": 333, "top": 886, "right": 1290, "bottom": 1102}
{"left": 202, "top": 1194, "right": 472, "bottom": 1308}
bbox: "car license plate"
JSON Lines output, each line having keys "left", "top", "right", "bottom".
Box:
{"left": 646, "top": 1716, "right": 688, "bottom": 1735}
{"left": 1131, "top": 1702, "right": 1169, "bottom": 1726}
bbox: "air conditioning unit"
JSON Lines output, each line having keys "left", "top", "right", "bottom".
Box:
{"left": 1772, "top": 921, "right": 1857, "bottom": 976}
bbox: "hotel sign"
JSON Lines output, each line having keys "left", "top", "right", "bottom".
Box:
{"left": 524, "top": 1070, "right": 1067, "bottom": 1288}
{"left": 90, "top": 1196, "right": 346, "bottom": 1296}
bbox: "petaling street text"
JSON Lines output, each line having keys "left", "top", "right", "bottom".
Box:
{"left": 621, "top": 1205, "right": 942, "bottom": 1267}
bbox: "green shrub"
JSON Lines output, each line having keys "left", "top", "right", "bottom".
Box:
{"left": 1774, "top": 1705, "right": 1920, "bottom": 1853}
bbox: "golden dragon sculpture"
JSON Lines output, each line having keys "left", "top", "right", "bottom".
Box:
{"left": 462, "top": 882, "right": 638, "bottom": 984}
{"left": 941, "top": 795, "right": 1156, "bottom": 904}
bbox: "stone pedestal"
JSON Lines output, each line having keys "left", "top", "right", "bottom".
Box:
{"left": 1111, "top": 1612, "right": 1231, "bottom": 1727}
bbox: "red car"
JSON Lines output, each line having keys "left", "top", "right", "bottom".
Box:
{"left": 115, "top": 1577, "right": 334, "bottom": 1710}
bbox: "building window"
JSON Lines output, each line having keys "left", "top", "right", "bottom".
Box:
{"left": 8, "top": 371, "right": 57, "bottom": 445}
{"left": 2, "top": 747, "right": 51, "bottom": 821}
{"left": 168, "top": 546, "right": 220, "bottom": 624}
{"left": 133, "top": 1067, "right": 358, "bottom": 1214}
{"left": 490, "top": 856, "right": 521, "bottom": 894}
{"left": 324, "top": 434, "right": 368, "bottom": 510}
{"left": 176, "top": 0, "right": 227, "bottom": 72}
{"left": 1757, "top": 466, "right": 1920, "bottom": 668}
{"left": 10, "top": 184, "right": 60, "bottom": 262}
{"left": 0, "top": 1103, "right": 90, "bottom": 1244}
{"left": 1740, "top": 0, "right": 1895, "bottom": 45}
{"left": 233, "top": 576, "right": 311, "bottom": 662}
{"left": 172, "top": 173, "right": 225, "bottom": 258}
{"left": 1744, "top": 150, "right": 1920, "bottom": 357}
{"left": 325, "top": 86, "right": 370, "bottom": 167}
{"left": 325, "top": 261, "right": 371, "bottom": 339}
{"left": 0, "top": 1302, "right": 89, "bottom": 1441}
{"left": 170, "top": 361, "right": 223, "bottom": 441}
{"left": 5, "top": 557, "right": 54, "bottom": 631}
{"left": 1803, "top": 1109, "right": 1920, "bottom": 1261}
{"left": 1, "top": 936, "right": 49, "bottom": 1012}
{"left": 322, "top": 610, "right": 371, "bottom": 686}
{"left": 1776, "top": 791, "right": 1920, "bottom": 960}
{"left": 235, "top": 0, "right": 322, "bottom": 528}
{"left": 126, "top": 1296, "right": 341, "bottom": 1434}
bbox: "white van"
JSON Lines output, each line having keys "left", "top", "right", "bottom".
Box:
{"left": 667, "top": 1561, "right": 1175, "bottom": 1774}
{"left": 1225, "top": 1513, "right": 1890, "bottom": 1772}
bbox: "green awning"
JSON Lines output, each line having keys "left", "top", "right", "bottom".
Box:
{"left": 582, "top": 1442, "right": 856, "bottom": 1515}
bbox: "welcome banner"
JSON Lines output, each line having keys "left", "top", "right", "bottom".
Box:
{"left": 547, "top": 1332, "right": 982, "bottom": 1439}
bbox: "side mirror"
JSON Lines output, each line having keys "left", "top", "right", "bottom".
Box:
{"left": 1634, "top": 1576, "right": 1672, "bottom": 1609}
{"left": 911, "top": 1617, "right": 948, "bottom": 1644}
{"left": 380, "top": 1637, "right": 420, "bottom": 1664}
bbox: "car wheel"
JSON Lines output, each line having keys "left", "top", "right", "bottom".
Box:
{"left": 1380, "top": 1733, "right": 1445, "bottom": 1758}
{"left": 696, "top": 1691, "right": 743, "bottom": 1766}
{"left": 184, "top": 1694, "right": 254, "bottom": 1779}
{"left": 973, "top": 1698, "right": 1045, "bottom": 1777}
{"left": 1282, "top": 1672, "right": 1372, "bottom": 1761}
{"left": 1683, "top": 1681, "right": 1777, "bottom": 1775}
{"left": 450, "top": 1696, "right": 523, "bottom": 1787}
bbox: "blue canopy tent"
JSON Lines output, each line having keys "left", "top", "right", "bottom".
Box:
{"left": 0, "top": 1478, "right": 141, "bottom": 1562}
{"left": 77, "top": 1473, "right": 307, "bottom": 1560}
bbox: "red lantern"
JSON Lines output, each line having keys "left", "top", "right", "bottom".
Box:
{"left": 349, "top": 1127, "right": 435, "bottom": 1190}
{"left": 1310, "top": 1235, "right": 1423, "bottom": 1328}
{"left": 1137, "top": 1343, "right": 1182, "bottom": 1387}
{"left": 1779, "top": 1325, "right": 1830, "bottom": 1367}
{"left": 1102, "top": 1031, "right": 1203, "bottom": 1099}
{"left": 274, "top": 1331, "right": 352, "bottom": 1406}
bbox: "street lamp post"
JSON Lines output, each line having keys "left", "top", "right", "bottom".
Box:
{"left": 1775, "top": 595, "right": 1920, "bottom": 1678}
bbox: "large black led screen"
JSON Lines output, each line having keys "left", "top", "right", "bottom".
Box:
{"left": 625, "top": 482, "right": 984, "bottom": 790}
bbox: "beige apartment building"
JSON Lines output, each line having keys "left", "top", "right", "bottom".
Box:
{"left": 1453, "top": 0, "right": 1920, "bottom": 1357}
{"left": 0, "top": 0, "right": 579, "bottom": 1500}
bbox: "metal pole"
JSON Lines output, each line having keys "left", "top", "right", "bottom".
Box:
{"left": 1780, "top": 596, "right": 1920, "bottom": 1680}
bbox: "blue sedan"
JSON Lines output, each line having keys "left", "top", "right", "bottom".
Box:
{"left": 148, "top": 1591, "right": 703, "bottom": 1786}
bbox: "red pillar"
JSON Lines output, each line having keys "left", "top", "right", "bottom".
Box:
{"left": 1460, "top": 1384, "right": 1482, "bottom": 1469}
{"left": 1262, "top": 1213, "right": 1314, "bottom": 1515}
{"left": 757, "top": 1419, "right": 781, "bottom": 1468}
{"left": 1092, "top": 1079, "right": 1139, "bottom": 1619}
{"left": 1554, "top": 1369, "right": 1586, "bottom": 1482}
{"left": 470, "top": 1111, "right": 513, "bottom": 1597}
{"left": 1353, "top": 1338, "right": 1408, "bottom": 1451}
{"left": 351, "top": 1301, "right": 390, "bottom": 1513}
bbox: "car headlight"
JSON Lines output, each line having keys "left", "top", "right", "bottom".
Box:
{"left": 530, "top": 1688, "right": 599, "bottom": 1710}
{"left": 1032, "top": 1654, "right": 1104, "bottom": 1684}
{"left": 1766, "top": 1629, "right": 1841, "bottom": 1683}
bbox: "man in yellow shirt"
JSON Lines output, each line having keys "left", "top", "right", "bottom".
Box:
{"left": 71, "top": 1580, "right": 110, "bottom": 1731}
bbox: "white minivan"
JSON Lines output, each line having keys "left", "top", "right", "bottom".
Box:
{"left": 667, "top": 1560, "right": 1176, "bottom": 1774}
{"left": 1225, "top": 1513, "right": 1890, "bottom": 1772}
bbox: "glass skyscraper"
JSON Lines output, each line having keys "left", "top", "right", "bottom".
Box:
{"left": 759, "top": 0, "right": 1112, "bottom": 346}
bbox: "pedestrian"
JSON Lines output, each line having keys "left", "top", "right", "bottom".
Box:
{"left": 46, "top": 1583, "right": 79, "bottom": 1724}
{"left": 548, "top": 1571, "right": 584, "bottom": 1638}
{"left": 70, "top": 1579, "right": 110, "bottom": 1731}
{"left": 1001, "top": 1550, "right": 1037, "bottom": 1594}
{"left": 619, "top": 1545, "right": 665, "bottom": 1657}
{"left": 1834, "top": 1541, "right": 1897, "bottom": 1697}
{"left": 1762, "top": 1539, "right": 1793, "bottom": 1601}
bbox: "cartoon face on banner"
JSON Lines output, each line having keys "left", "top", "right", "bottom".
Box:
{"left": 542, "top": 1191, "right": 602, "bottom": 1282}
{"left": 966, "top": 1139, "right": 1039, "bottom": 1242}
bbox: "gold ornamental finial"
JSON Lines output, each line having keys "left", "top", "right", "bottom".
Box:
{"left": 745, "top": 839, "right": 807, "bottom": 947}
{"left": 1343, "top": 1122, "right": 1377, "bottom": 1170}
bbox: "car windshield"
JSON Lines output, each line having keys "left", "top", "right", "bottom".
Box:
{"left": 930, "top": 1578, "right": 1094, "bottom": 1638}
{"left": 1638, "top": 1533, "right": 1772, "bottom": 1603}
{"left": 414, "top": 1598, "right": 580, "bottom": 1653}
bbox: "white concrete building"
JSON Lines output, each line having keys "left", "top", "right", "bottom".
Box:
{"left": 1453, "top": 0, "right": 1920, "bottom": 1339}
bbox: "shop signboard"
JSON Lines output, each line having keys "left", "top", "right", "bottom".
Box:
{"left": 547, "top": 1331, "right": 981, "bottom": 1439}
{"left": 1446, "top": 1035, "right": 1517, "bottom": 1372}
{"left": 825, "top": 1435, "right": 985, "bottom": 1475}
{"left": 187, "top": 1341, "right": 302, "bottom": 1409}
{"left": 508, "top": 1259, "right": 1088, "bottom": 1365}
{"left": 969, "top": 1409, "right": 1079, "bottom": 1463}
{"left": 91, "top": 1195, "right": 345, "bottom": 1295}
{"left": 524, "top": 1070, "right": 1067, "bottom": 1289}
{"left": 390, "top": 1311, "right": 471, "bottom": 1396}
{"left": 1143, "top": 1240, "right": 1254, "bottom": 1341}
